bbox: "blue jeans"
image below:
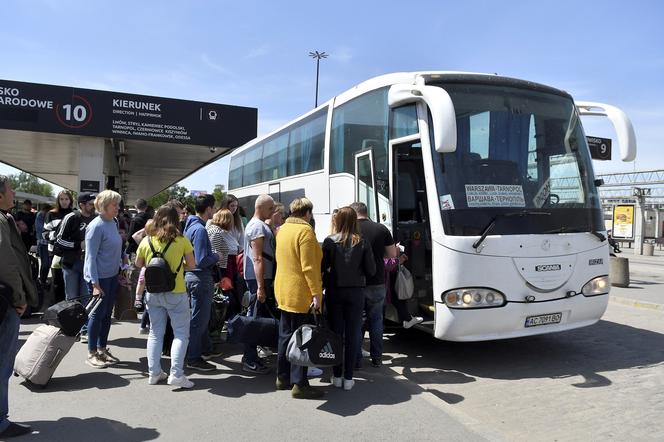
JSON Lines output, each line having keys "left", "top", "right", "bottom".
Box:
{"left": 185, "top": 271, "right": 213, "bottom": 363}
{"left": 146, "top": 292, "right": 190, "bottom": 379}
{"left": 277, "top": 310, "right": 309, "bottom": 387}
{"left": 63, "top": 259, "right": 91, "bottom": 335}
{"left": 326, "top": 287, "right": 364, "bottom": 380}
{"left": 243, "top": 279, "right": 275, "bottom": 364}
{"left": 0, "top": 308, "right": 20, "bottom": 433}
{"left": 357, "top": 284, "right": 385, "bottom": 361}
{"left": 87, "top": 275, "right": 118, "bottom": 353}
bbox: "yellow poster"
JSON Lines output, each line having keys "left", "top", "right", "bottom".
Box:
{"left": 612, "top": 205, "right": 635, "bottom": 239}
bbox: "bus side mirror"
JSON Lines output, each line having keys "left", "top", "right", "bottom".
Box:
{"left": 388, "top": 84, "right": 457, "bottom": 153}
{"left": 576, "top": 101, "right": 637, "bottom": 162}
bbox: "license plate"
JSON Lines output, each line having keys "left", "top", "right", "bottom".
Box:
{"left": 524, "top": 312, "right": 562, "bottom": 328}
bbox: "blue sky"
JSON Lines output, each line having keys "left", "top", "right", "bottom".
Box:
{"left": 1, "top": 0, "right": 662, "bottom": 194}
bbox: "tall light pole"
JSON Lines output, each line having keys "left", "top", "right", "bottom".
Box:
{"left": 308, "top": 50, "right": 328, "bottom": 108}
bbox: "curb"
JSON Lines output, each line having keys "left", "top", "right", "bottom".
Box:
{"left": 610, "top": 295, "right": 663, "bottom": 312}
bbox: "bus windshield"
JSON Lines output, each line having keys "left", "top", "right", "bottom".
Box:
{"left": 430, "top": 83, "right": 603, "bottom": 236}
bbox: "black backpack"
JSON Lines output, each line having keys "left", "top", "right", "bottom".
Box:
{"left": 145, "top": 237, "right": 183, "bottom": 293}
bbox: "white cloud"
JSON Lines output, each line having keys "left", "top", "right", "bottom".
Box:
{"left": 200, "top": 53, "right": 234, "bottom": 76}
{"left": 245, "top": 45, "right": 269, "bottom": 59}
{"left": 331, "top": 47, "right": 353, "bottom": 64}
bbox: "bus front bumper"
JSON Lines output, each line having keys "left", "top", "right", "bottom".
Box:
{"left": 433, "top": 294, "right": 609, "bottom": 342}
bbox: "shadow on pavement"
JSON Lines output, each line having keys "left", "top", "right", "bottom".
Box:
{"left": 316, "top": 374, "right": 425, "bottom": 417}
{"left": 108, "top": 336, "right": 148, "bottom": 350}
{"left": 19, "top": 371, "right": 131, "bottom": 392}
{"left": 385, "top": 319, "right": 664, "bottom": 390}
{"left": 18, "top": 417, "right": 159, "bottom": 441}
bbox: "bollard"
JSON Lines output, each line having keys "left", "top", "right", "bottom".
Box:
{"left": 609, "top": 256, "right": 630, "bottom": 288}
{"left": 643, "top": 242, "right": 654, "bottom": 256}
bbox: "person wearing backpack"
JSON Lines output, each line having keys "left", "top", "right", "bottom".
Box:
{"left": 135, "top": 205, "right": 196, "bottom": 388}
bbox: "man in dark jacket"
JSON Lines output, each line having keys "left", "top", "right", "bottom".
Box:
{"left": 126, "top": 198, "right": 149, "bottom": 255}
{"left": 55, "top": 192, "right": 97, "bottom": 340}
{"left": 350, "top": 202, "right": 396, "bottom": 368}
{"left": 184, "top": 194, "right": 221, "bottom": 371}
{"left": 0, "top": 175, "right": 38, "bottom": 438}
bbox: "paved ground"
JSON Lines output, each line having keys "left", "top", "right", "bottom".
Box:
{"left": 610, "top": 250, "right": 664, "bottom": 308}
{"left": 7, "top": 253, "right": 663, "bottom": 441}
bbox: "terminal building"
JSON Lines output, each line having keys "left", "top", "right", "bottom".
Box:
{"left": 0, "top": 79, "right": 257, "bottom": 202}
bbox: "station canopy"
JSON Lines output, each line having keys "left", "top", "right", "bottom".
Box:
{"left": 0, "top": 79, "right": 257, "bottom": 202}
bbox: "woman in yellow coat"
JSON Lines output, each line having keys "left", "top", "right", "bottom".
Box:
{"left": 274, "top": 197, "right": 324, "bottom": 400}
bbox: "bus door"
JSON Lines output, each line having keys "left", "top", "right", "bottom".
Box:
{"left": 354, "top": 150, "right": 379, "bottom": 221}
{"left": 391, "top": 139, "right": 433, "bottom": 317}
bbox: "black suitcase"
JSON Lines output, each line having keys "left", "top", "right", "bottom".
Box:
{"left": 44, "top": 300, "right": 88, "bottom": 337}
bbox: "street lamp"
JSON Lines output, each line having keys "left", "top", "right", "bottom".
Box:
{"left": 308, "top": 50, "right": 328, "bottom": 108}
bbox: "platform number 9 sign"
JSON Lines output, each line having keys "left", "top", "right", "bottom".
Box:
{"left": 56, "top": 95, "right": 93, "bottom": 129}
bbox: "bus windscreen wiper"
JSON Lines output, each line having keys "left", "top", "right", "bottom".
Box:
{"left": 472, "top": 210, "right": 552, "bottom": 250}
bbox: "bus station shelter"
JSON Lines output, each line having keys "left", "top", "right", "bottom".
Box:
{"left": 0, "top": 79, "right": 257, "bottom": 201}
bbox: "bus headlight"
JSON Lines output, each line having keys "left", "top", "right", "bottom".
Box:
{"left": 581, "top": 275, "right": 610, "bottom": 297}
{"left": 443, "top": 288, "right": 506, "bottom": 309}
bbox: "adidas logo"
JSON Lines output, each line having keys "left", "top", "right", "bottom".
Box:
{"left": 319, "top": 342, "right": 335, "bottom": 359}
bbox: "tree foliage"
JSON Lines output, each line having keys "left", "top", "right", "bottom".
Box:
{"left": 9, "top": 172, "right": 54, "bottom": 198}
{"left": 146, "top": 184, "right": 195, "bottom": 210}
{"left": 212, "top": 184, "right": 226, "bottom": 208}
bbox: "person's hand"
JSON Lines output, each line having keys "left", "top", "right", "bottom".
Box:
{"left": 92, "top": 284, "right": 104, "bottom": 297}
{"left": 256, "top": 285, "right": 266, "bottom": 303}
{"left": 311, "top": 294, "right": 322, "bottom": 312}
{"left": 15, "top": 304, "right": 27, "bottom": 316}
{"left": 399, "top": 254, "right": 408, "bottom": 265}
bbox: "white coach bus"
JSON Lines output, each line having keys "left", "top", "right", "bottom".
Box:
{"left": 227, "top": 71, "right": 636, "bottom": 341}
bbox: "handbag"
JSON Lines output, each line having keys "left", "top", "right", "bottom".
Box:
{"left": 395, "top": 264, "right": 414, "bottom": 300}
{"left": 44, "top": 299, "right": 88, "bottom": 336}
{"left": 226, "top": 299, "right": 278, "bottom": 347}
{"left": 287, "top": 311, "right": 343, "bottom": 368}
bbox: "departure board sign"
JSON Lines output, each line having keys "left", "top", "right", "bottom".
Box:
{"left": 0, "top": 79, "right": 257, "bottom": 147}
{"left": 587, "top": 136, "right": 612, "bottom": 161}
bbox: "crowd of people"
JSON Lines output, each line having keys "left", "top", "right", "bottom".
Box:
{"left": 0, "top": 173, "right": 424, "bottom": 437}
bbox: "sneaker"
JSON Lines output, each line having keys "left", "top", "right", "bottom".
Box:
{"left": 343, "top": 379, "right": 355, "bottom": 391}
{"left": 403, "top": 316, "right": 424, "bottom": 329}
{"left": 242, "top": 360, "right": 270, "bottom": 375}
{"left": 370, "top": 358, "right": 382, "bottom": 367}
{"left": 331, "top": 376, "right": 343, "bottom": 388}
{"left": 275, "top": 376, "right": 291, "bottom": 390}
{"left": 85, "top": 354, "right": 109, "bottom": 369}
{"left": 0, "top": 422, "right": 32, "bottom": 438}
{"left": 257, "top": 346, "right": 273, "bottom": 358}
{"left": 148, "top": 371, "right": 168, "bottom": 385}
{"left": 201, "top": 350, "right": 223, "bottom": 361}
{"left": 361, "top": 349, "right": 370, "bottom": 358}
{"left": 79, "top": 334, "right": 88, "bottom": 344}
{"left": 291, "top": 384, "right": 324, "bottom": 399}
{"left": 139, "top": 327, "right": 149, "bottom": 335}
{"left": 307, "top": 367, "right": 323, "bottom": 377}
{"left": 97, "top": 348, "right": 120, "bottom": 364}
{"left": 167, "top": 374, "right": 195, "bottom": 389}
{"left": 186, "top": 359, "right": 216, "bottom": 372}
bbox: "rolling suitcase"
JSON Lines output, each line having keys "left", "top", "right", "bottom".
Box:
{"left": 14, "top": 296, "right": 102, "bottom": 387}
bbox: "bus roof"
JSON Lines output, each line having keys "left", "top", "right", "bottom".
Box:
{"left": 230, "top": 71, "right": 571, "bottom": 157}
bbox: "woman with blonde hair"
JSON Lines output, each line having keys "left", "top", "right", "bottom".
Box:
{"left": 83, "top": 190, "right": 125, "bottom": 369}
{"left": 136, "top": 204, "right": 196, "bottom": 388}
{"left": 322, "top": 207, "right": 375, "bottom": 391}
{"left": 274, "top": 197, "right": 324, "bottom": 399}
